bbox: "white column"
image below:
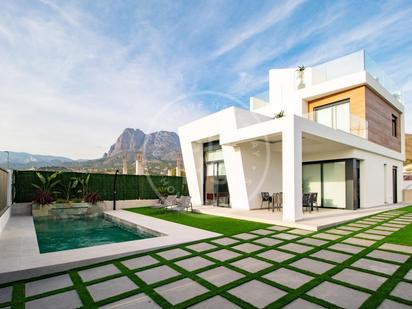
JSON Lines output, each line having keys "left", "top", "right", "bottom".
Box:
{"left": 282, "top": 116, "right": 303, "bottom": 222}
{"left": 6, "top": 169, "right": 12, "bottom": 206}
{"left": 136, "top": 153, "right": 144, "bottom": 175}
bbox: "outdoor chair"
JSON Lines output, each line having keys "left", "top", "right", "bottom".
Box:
{"left": 272, "top": 192, "right": 283, "bottom": 212}
{"left": 302, "top": 193, "right": 311, "bottom": 212}
{"left": 261, "top": 192, "right": 272, "bottom": 209}
{"left": 152, "top": 195, "right": 177, "bottom": 210}
{"left": 172, "top": 196, "right": 192, "bottom": 212}
{"left": 310, "top": 192, "right": 318, "bottom": 211}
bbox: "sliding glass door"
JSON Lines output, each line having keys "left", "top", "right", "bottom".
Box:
{"left": 303, "top": 159, "right": 358, "bottom": 209}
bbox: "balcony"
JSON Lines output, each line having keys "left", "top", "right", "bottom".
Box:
{"left": 303, "top": 111, "right": 368, "bottom": 139}
{"left": 312, "top": 50, "right": 402, "bottom": 101}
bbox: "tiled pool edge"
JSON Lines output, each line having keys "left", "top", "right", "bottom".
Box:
{"left": 0, "top": 210, "right": 220, "bottom": 284}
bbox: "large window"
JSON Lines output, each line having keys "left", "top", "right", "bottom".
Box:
{"left": 314, "top": 100, "right": 350, "bottom": 133}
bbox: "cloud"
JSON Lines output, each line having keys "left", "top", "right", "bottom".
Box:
{"left": 211, "top": 0, "right": 306, "bottom": 58}
{"left": 0, "top": 1, "right": 209, "bottom": 159}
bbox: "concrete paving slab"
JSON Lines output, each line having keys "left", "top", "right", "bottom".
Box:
{"left": 326, "top": 229, "right": 352, "bottom": 235}
{"left": 230, "top": 257, "right": 272, "bottom": 273}
{"left": 250, "top": 229, "right": 273, "bottom": 236}
{"left": 390, "top": 282, "right": 412, "bottom": 301}
{"left": 338, "top": 226, "right": 363, "bottom": 231}
{"left": 263, "top": 268, "right": 313, "bottom": 288}
{"left": 175, "top": 256, "right": 214, "bottom": 272}
{"left": 156, "top": 248, "right": 191, "bottom": 260}
{"left": 257, "top": 249, "right": 294, "bottom": 263}
{"left": 231, "top": 243, "right": 264, "bottom": 253}
{"left": 367, "top": 250, "right": 409, "bottom": 263}
{"left": 78, "top": 264, "right": 120, "bottom": 282}
{"left": 273, "top": 233, "right": 299, "bottom": 240}
{"left": 121, "top": 255, "right": 159, "bottom": 270}
{"left": 343, "top": 238, "right": 375, "bottom": 247}
{"left": 136, "top": 265, "right": 180, "bottom": 284}
{"left": 378, "top": 299, "right": 412, "bottom": 309}
{"left": 197, "top": 266, "right": 244, "bottom": 287}
{"left": 253, "top": 237, "right": 283, "bottom": 247}
{"left": 283, "top": 298, "right": 324, "bottom": 309}
{"left": 228, "top": 280, "right": 286, "bottom": 308}
{"left": 352, "top": 258, "right": 399, "bottom": 275}
{"left": 154, "top": 278, "right": 208, "bottom": 305}
{"left": 186, "top": 243, "right": 217, "bottom": 252}
{"left": 87, "top": 276, "right": 138, "bottom": 302}
{"left": 365, "top": 229, "right": 392, "bottom": 236}
{"left": 333, "top": 268, "right": 387, "bottom": 291}
{"left": 278, "top": 243, "right": 313, "bottom": 254}
{"left": 267, "top": 226, "right": 290, "bottom": 231}
{"left": 26, "top": 274, "right": 73, "bottom": 297}
{"left": 288, "top": 229, "right": 313, "bottom": 235}
{"left": 313, "top": 233, "right": 341, "bottom": 240}
{"left": 189, "top": 296, "right": 240, "bottom": 309}
{"left": 290, "top": 258, "right": 335, "bottom": 275}
{"left": 307, "top": 281, "right": 370, "bottom": 309}
{"left": 311, "top": 249, "right": 351, "bottom": 263}
{"left": 0, "top": 287, "right": 12, "bottom": 304}
{"left": 25, "top": 290, "right": 82, "bottom": 309}
{"left": 380, "top": 243, "right": 412, "bottom": 254}
{"left": 328, "top": 243, "right": 364, "bottom": 254}
{"left": 206, "top": 249, "right": 241, "bottom": 262}
{"left": 232, "top": 233, "right": 258, "bottom": 240}
{"left": 355, "top": 233, "right": 385, "bottom": 240}
{"left": 405, "top": 269, "right": 412, "bottom": 280}
{"left": 374, "top": 226, "right": 400, "bottom": 232}
{"left": 210, "top": 237, "right": 238, "bottom": 246}
{"left": 297, "top": 238, "right": 328, "bottom": 246}
{"left": 100, "top": 293, "right": 160, "bottom": 309}
{"left": 211, "top": 237, "right": 239, "bottom": 246}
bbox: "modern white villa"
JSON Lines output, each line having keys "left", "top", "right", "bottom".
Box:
{"left": 179, "top": 50, "right": 405, "bottom": 223}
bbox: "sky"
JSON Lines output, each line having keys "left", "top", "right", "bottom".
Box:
{"left": 0, "top": 0, "right": 412, "bottom": 159}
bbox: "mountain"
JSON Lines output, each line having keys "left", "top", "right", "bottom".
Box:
{"left": 0, "top": 151, "right": 74, "bottom": 169}
{"left": 1, "top": 128, "right": 182, "bottom": 175}
{"left": 104, "top": 128, "right": 181, "bottom": 161}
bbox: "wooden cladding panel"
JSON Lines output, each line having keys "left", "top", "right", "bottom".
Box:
{"left": 365, "top": 87, "right": 401, "bottom": 152}
{"left": 307, "top": 86, "right": 401, "bottom": 152}
{"left": 307, "top": 86, "right": 366, "bottom": 120}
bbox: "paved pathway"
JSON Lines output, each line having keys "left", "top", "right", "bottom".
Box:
{"left": 1, "top": 209, "right": 412, "bottom": 308}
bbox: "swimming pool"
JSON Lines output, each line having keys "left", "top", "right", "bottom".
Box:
{"left": 34, "top": 216, "right": 157, "bottom": 253}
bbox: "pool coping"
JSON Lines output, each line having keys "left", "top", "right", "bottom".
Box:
{"left": 0, "top": 210, "right": 220, "bottom": 284}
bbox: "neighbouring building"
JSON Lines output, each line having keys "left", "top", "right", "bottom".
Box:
{"left": 179, "top": 50, "right": 405, "bottom": 222}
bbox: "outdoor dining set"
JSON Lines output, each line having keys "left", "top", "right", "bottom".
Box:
{"left": 261, "top": 192, "right": 319, "bottom": 212}
{"left": 154, "top": 195, "right": 193, "bottom": 212}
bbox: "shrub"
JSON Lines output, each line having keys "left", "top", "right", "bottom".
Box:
{"left": 84, "top": 192, "right": 102, "bottom": 205}
{"left": 33, "top": 190, "right": 54, "bottom": 205}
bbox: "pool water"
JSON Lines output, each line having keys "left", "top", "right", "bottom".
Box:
{"left": 34, "top": 217, "right": 155, "bottom": 253}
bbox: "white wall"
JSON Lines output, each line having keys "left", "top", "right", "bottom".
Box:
{"left": 238, "top": 142, "right": 282, "bottom": 209}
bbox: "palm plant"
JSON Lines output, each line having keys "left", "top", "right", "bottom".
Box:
{"left": 76, "top": 174, "right": 91, "bottom": 199}
{"left": 59, "top": 178, "right": 79, "bottom": 202}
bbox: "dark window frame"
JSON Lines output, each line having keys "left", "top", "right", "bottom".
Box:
{"left": 392, "top": 114, "right": 398, "bottom": 137}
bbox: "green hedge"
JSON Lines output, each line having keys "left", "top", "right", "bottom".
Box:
{"left": 14, "top": 170, "right": 189, "bottom": 203}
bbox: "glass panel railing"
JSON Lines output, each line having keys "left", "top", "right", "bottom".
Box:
{"left": 364, "top": 52, "right": 402, "bottom": 101}
{"left": 250, "top": 90, "right": 270, "bottom": 110}
{"left": 303, "top": 112, "right": 368, "bottom": 139}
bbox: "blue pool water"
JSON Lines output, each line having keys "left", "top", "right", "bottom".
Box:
{"left": 34, "top": 217, "right": 155, "bottom": 253}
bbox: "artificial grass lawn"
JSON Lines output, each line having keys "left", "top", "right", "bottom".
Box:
{"left": 385, "top": 206, "right": 412, "bottom": 246}
{"left": 4, "top": 205, "right": 412, "bottom": 309}
{"left": 127, "top": 207, "right": 271, "bottom": 235}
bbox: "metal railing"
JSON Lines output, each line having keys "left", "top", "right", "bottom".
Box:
{"left": 302, "top": 112, "right": 368, "bottom": 139}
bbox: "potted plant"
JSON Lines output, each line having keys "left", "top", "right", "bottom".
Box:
{"left": 274, "top": 110, "right": 285, "bottom": 119}
{"left": 58, "top": 177, "right": 79, "bottom": 205}
{"left": 297, "top": 65, "right": 305, "bottom": 89}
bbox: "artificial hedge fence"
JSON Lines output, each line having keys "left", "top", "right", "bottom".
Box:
{"left": 13, "top": 170, "right": 189, "bottom": 203}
